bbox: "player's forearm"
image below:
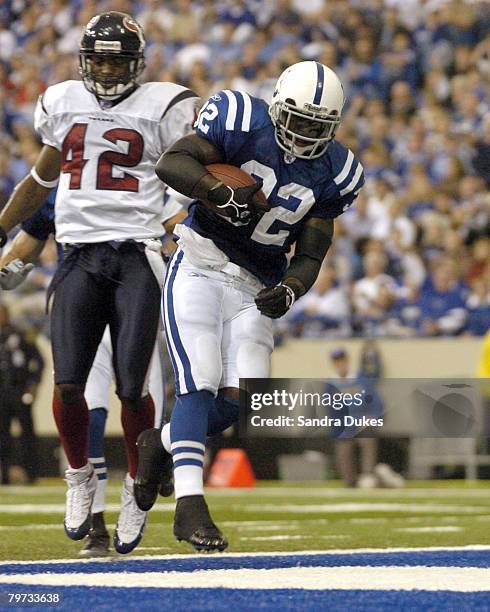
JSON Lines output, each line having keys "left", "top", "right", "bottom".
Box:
{"left": 0, "top": 231, "right": 46, "bottom": 266}
{"left": 283, "top": 218, "right": 334, "bottom": 298}
{"left": 0, "top": 177, "right": 51, "bottom": 235}
{"left": 0, "top": 145, "right": 60, "bottom": 238}
{"left": 283, "top": 256, "right": 324, "bottom": 298}
{"left": 155, "top": 134, "right": 224, "bottom": 201}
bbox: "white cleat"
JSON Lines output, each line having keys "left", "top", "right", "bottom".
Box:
{"left": 375, "top": 463, "right": 405, "bottom": 488}
{"left": 64, "top": 463, "right": 97, "bottom": 540}
{"left": 113, "top": 473, "right": 147, "bottom": 554}
{"left": 356, "top": 473, "right": 379, "bottom": 489}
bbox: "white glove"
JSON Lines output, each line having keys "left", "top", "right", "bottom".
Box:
{"left": 0, "top": 258, "right": 35, "bottom": 290}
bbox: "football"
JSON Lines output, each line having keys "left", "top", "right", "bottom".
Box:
{"left": 205, "top": 163, "right": 268, "bottom": 208}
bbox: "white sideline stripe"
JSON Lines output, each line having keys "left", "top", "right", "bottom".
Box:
{"left": 339, "top": 162, "right": 364, "bottom": 197}
{"left": 171, "top": 440, "right": 205, "bottom": 452}
{"left": 1, "top": 546, "right": 490, "bottom": 566}
{"left": 1, "top": 567, "right": 490, "bottom": 591}
{"left": 234, "top": 503, "right": 488, "bottom": 514}
{"left": 223, "top": 90, "right": 237, "bottom": 130}
{"left": 241, "top": 91, "right": 252, "bottom": 131}
{"left": 333, "top": 150, "right": 354, "bottom": 185}
{"left": 396, "top": 526, "right": 463, "bottom": 533}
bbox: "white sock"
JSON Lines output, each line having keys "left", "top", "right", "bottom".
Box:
{"left": 67, "top": 462, "right": 91, "bottom": 473}
{"left": 91, "top": 476, "right": 107, "bottom": 514}
{"left": 89, "top": 456, "right": 107, "bottom": 513}
{"left": 161, "top": 423, "right": 171, "bottom": 453}
{"left": 173, "top": 465, "right": 204, "bottom": 498}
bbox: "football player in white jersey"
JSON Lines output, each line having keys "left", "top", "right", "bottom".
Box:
{"left": 0, "top": 11, "right": 199, "bottom": 552}
{"left": 0, "top": 192, "right": 185, "bottom": 557}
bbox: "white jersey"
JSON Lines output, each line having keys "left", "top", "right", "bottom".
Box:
{"left": 34, "top": 80, "right": 199, "bottom": 243}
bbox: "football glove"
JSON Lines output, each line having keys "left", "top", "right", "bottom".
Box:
{"left": 0, "top": 259, "right": 34, "bottom": 290}
{"left": 255, "top": 282, "right": 297, "bottom": 319}
{"left": 207, "top": 182, "right": 269, "bottom": 225}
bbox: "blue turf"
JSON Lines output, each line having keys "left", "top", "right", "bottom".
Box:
{"left": 2, "top": 550, "right": 490, "bottom": 575}
{"left": 3, "top": 586, "right": 490, "bottom": 612}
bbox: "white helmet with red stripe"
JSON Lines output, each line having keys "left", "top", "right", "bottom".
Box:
{"left": 269, "top": 61, "right": 345, "bottom": 160}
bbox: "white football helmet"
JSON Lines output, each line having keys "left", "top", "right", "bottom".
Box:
{"left": 269, "top": 61, "right": 345, "bottom": 160}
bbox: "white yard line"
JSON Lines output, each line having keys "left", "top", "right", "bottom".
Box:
{"left": 396, "top": 526, "right": 463, "bottom": 533}
{"left": 5, "top": 486, "right": 490, "bottom": 499}
{"left": 0, "top": 566, "right": 489, "bottom": 591}
{"left": 232, "top": 503, "right": 488, "bottom": 514}
{"left": 240, "top": 535, "right": 350, "bottom": 541}
{"left": 208, "top": 487, "right": 490, "bottom": 498}
{"left": 0, "top": 503, "right": 174, "bottom": 514}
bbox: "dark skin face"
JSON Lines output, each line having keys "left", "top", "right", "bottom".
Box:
{"left": 89, "top": 55, "right": 130, "bottom": 85}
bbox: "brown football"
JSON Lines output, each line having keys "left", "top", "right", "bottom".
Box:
{"left": 205, "top": 163, "right": 268, "bottom": 208}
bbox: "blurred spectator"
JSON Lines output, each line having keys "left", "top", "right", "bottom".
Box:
{"left": 417, "top": 258, "right": 468, "bottom": 336}
{"left": 287, "top": 265, "right": 350, "bottom": 338}
{"left": 327, "top": 346, "right": 403, "bottom": 488}
{"left": 353, "top": 251, "right": 397, "bottom": 335}
{"left": 0, "top": 303, "right": 44, "bottom": 484}
{"left": 466, "top": 277, "right": 490, "bottom": 337}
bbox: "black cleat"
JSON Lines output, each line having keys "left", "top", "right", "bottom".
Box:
{"left": 174, "top": 495, "right": 228, "bottom": 553}
{"left": 79, "top": 512, "right": 110, "bottom": 558}
{"left": 134, "top": 428, "right": 174, "bottom": 511}
{"left": 79, "top": 527, "right": 110, "bottom": 558}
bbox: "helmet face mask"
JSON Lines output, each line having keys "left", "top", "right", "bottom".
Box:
{"left": 79, "top": 12, "right": 145, "bottom": 102}
{"left": 269, "top": 61, "right": 345, "bottom": 160}
{"left": 272, "top": 100, "right": 341, "bottom": 159}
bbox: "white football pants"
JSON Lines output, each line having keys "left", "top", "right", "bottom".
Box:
{"left": 163, "top": 245, "right": 274, "bottom": 396}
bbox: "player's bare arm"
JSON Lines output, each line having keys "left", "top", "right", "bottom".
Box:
{"left": 0, "top": 231, "right": 45, "bottom": 290}
{"left": 255, "top": 217, "right": 334, "bottom": 319}
{"left": 0, "top": 231, "right": 46, "bottom": 267}
{"left": 0, "top": 145, "right": 60, "bottom": 241}
{"left": 156, "top": 134, "right": 269, "bottom": 223}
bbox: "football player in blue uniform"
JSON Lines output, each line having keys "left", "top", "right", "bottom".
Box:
{"left": 140, "top": 61, "right": 364, "bottom": 551}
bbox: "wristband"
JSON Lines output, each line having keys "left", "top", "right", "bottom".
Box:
{"left": 207, "top": 182, "right": 232, "bottom": 205}
{"left": 30, "top": 167, "right": 59, "bottom": 189}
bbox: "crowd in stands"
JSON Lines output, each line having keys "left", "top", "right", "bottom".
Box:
{"left": 0, "top": 0, "right": 489, "bottom": 338}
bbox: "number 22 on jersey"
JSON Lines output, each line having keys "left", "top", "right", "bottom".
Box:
{"left": 241, "top": 160, "right": 316, "bottom": 247}
{"left": 61, "top": 123, "right": 144, "bottom": 191}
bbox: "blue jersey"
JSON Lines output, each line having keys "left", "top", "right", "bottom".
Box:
{"left": 20, "top": 188, "right": 63, "bottom": 262}
{"left": 21, "top": 188, "right": 56, "bottom": 241}
{"left": 185, "top": 90, "right": 364, "bottom": 285}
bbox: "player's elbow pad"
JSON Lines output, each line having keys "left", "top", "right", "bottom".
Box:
{"left": 155, "top": 149, "right": 208, "bottom": 199}
{"left": 155, "top": 150, "right": 179, "bottom": 185}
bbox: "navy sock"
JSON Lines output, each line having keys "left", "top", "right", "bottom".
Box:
{"left": 207, "top": 394, "right": 239, "bottom": 436}
{"left": 170, "top": 390, "right": 213, "bottom": 498}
